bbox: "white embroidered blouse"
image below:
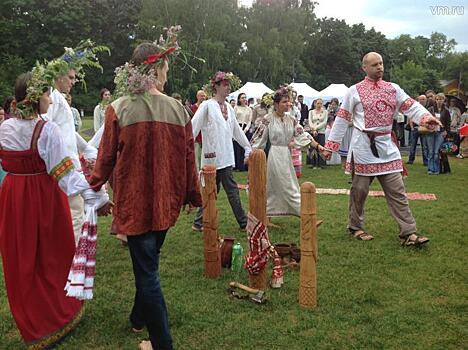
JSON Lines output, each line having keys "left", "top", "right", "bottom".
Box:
{"left": 191, "top": 99, "right": 252, "bottom": 170}
{"left": 0, "top": 118, "right": 108, "bottom": 207}
{"left": 325, "top": 77, "right": 432, "bottom": 176}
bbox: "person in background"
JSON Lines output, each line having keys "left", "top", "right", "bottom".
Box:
{"left": 191, "top": 90, "right": 207, "bottom": 170}
{"left": 426, "top": 93, "right": 451, "bottom": 175}
{"left": 456, "top": 106, "right": 468, "bottom": 158}
{"left": 247, "top": 97, "right": 255, "bottom": 107}
{"left": 448, "top": 97, "right": 462, "bottom": 156}
{"left": 297, "top": 94, "right": 309, "bottom": 126}
{"left": 407, "top": 95, "right": 429, "bottom": 165}
{"left": 251, "top": 92, "right": 270, "bottom": 132}
{"left": 93, "top": 88, "right": 111, "bottom": 132}
{"left": 325, "top": 98, "right": 342, "bottom": 165}
{"left": 308, "top": 98, "right": 328, "bottom": 169}
{"left": 230, "top": 98, "right": 236, "bottom": 108}
{"left": 171, "top": 92, "right": 192, "bottom": 117}
{"left": 65, "top": 93, "right": 82, "bottom": 132}
{"left": 425, "top": 89, "right": 435, "bottom": 108}
{"left": 233, "top": 92, "right": 252, "bottom": 171}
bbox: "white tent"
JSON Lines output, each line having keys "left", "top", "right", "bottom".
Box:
{"left": 289, "top": 82, "right": 320, "bottom": 107}
{"left": 228, "top": 82, "right": 274, "bottom": 103}
{"left": 319, "top": 84, "right": 349, "bottom": 103}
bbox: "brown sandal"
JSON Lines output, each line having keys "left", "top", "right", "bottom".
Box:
{"left": 349, "top": 229, "right": 374, "bottom": 241}
{"left": 400, "top": 233, "right": 429, "bottom": 247}
{"left": 138, "top": 340, "right": 153, "bottom": 350}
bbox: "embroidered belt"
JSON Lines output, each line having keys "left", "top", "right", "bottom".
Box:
{"left": 355, "top": 127, "right": 391, "bottom": 158}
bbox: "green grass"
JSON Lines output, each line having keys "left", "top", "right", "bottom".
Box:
{"left": 1, "top": 151, "right": 467, "bottom": 349}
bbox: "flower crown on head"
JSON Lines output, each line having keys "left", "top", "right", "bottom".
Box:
{"left": 261, "top": 93, "right": 274, "bottom": 107}
{"left": 114, "top": 25, "right": 204, "bottom": 98}
{"left": 11, "top": 40, "right": 109, "bottom": 120}
{"left": 274, "top": 84, "right": 294, "bottom": 102}
{"left": 49, "top": 39, "right": 110, "bottom": 90}
{"left": 203, "top": 71, "right": 241, "bottom": 96}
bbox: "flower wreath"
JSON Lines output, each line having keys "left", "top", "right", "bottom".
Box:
{"left": 203, "top": 71, "right": 241, "bottom": 96}
{"left": 113, "top": 25, "right": 204, "bottom": 98}
{"left": 11, "top": 40, "right": 109, "bottom": 119}
{"left": 49, "top": 39, "right": 110, "bottom": 90}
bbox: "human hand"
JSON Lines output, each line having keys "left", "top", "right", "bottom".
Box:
{"left": 426, "top": 116, "right": 443, "bottom": 127}
{"left": 244, "top": 157, "right": 249, "bottom": 165}
{"left": 97, "top": 201, "right": 114, "bottom": 216}
{"left": 321, "top": 149, "right": 332, "bottom": 160}
{"left": 85, "top": 159, "right": 96, "bottom": 173}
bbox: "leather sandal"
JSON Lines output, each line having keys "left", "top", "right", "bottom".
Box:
{"left": 400, "top": 233, "right": 429, "bottom": 247}
{"left": 349, "top": 229, "right": 374, "bottom": 241}
{"left": 138, "top": 340, "right": 153, "bottom": 350}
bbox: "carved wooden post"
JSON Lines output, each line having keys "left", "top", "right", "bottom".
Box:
{"left": 299, "top": 182, "right": 317, "bottom": 309}
{"left": 247, "top": 149, "right": 268, "bottom": 289}
{"left": 202, "top": 164, "right": 221, "bottom": 278}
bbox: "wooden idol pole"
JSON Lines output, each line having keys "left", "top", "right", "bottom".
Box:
{"left": 248, "top": 149, "right": 268, "bottom": 290}
{"left": 299, "top": 182, "right": 317, "bottom": 309}
{"left": 202, "top": 164, "right": 221, "bottom": 278}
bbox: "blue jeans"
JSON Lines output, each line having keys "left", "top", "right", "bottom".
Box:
{"left": 420, "top": 134, "right": 429, "bottom": 165}
{"left": 426, "top": 132, "right": 444, "bottom": 174}
{"left": 408, "top": 129, "right": 428, "bottom": 164}
{"left": 127, "top": 231, "right": 173, "bottom": 350}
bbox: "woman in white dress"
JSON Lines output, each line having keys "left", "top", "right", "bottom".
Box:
{"left": 250, "top": 87, "right": 324, "bottom": 217}
{"left": 93, "top": 88, "right": 111, "bottom": 132}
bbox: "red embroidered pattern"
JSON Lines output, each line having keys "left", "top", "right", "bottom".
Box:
{"left": 345, "top": 159, "right": 403, "bottom": 174}
{"left": 336, "top": 108, "right": 352, "bottom": 122}
{"left": 356, "top": 79, "right": 397, "bottom": 128}
{"left": 419, "top": 113, "right": 433, "bottom": 126}
{"left": 325, "top": 140, "right": 340, "bottom": 152}
{"left": 399, "top": 98, "right": 415, "bottom": 113}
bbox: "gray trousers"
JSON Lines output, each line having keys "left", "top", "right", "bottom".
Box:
{"left": 193, "top": 166, "right": 247, "bottom": 229}
{"left": 348, "top": 172, "right": 417, "bottom": 238}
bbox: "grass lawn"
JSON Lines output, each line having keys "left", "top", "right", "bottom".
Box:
{"left": 0, "top": 133, "right": 467, "bottom": 349}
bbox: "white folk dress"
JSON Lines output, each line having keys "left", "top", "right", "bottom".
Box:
{"left": 325, "top": 77, "right": 433, "bottom": 176}
{"left": 251, "top": 112, "right": 312, "bottom": 217}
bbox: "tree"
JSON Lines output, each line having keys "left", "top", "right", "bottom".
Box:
{"left": 393, "top": 61, "right": 427, "bottom": 97}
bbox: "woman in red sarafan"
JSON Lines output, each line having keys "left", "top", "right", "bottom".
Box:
{"left": 0, "top": 70, "right": 109, "bottom": 348}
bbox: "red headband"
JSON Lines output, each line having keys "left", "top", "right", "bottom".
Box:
{"left": 143, "top": 46, "right": 177, "bottom": 65}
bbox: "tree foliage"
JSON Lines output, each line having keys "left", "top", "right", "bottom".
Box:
{"left": 0, "top": 0, "right": 464, "bottom": 109}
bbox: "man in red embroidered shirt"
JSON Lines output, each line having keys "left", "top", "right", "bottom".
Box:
{"left": 322, "top": 52, "right": 441, "bottom": 247}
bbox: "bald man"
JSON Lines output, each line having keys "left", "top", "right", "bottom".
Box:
{"left": 323, "top": 52, "right": 441, "bottom": 247}
{"left": 407, "top": 95, "right": 429, "bottom": 165}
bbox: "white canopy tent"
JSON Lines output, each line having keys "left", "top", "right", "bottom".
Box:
{"left": 289, "top": 82, "right": 320, "bottom": 107}
{"left": 319, "top": 84, "right": 349, "bottom": 103}
{"left": 228, "top": 82, "right": 274, "bottom": 104}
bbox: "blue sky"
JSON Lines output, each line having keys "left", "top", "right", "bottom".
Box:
{"left": 240, "top": 0, "right": 467, "bottom": 51}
